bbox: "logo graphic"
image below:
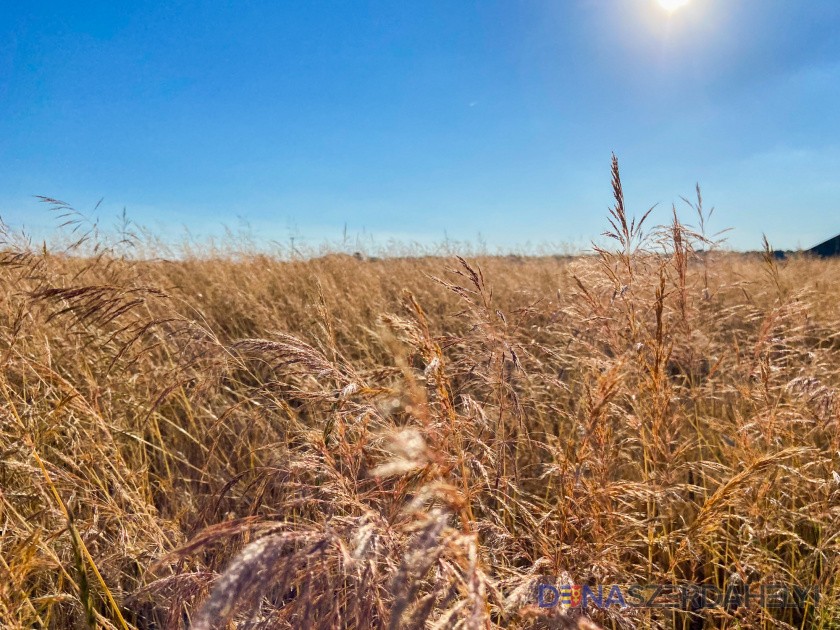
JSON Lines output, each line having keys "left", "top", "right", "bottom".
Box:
{"left": 537, "top": 583, "right": 819, "bottom": 610}
{"left": 559, "top": 585, "right": 581, "bottom": 607}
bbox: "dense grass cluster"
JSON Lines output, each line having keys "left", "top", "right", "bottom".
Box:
{"left": 2, "top": 164, "right": 840, "bottom": 629}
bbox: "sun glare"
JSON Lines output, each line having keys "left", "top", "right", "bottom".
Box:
{"left": 657, "top": 0, "right": 691, "bottom": 11}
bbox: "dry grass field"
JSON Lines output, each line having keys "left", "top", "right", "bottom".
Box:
{"left": 2, "top": 166, "right": 840, "bottom": 629}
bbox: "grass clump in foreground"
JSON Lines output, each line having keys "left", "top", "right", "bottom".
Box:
{"left": 2, "top": 162, "right": 840, "bottom": 629}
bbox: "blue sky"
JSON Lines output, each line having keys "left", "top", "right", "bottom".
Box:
{"left": 1, "top": 0, "right": 839, "bottom": 251}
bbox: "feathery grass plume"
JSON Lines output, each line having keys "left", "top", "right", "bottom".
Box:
{"left": 190, "top": 531, "right": 329, "bottom": 630}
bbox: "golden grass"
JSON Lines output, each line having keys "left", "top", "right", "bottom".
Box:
{"left": 2, "top": 164, "right": 840, "bottom": 629}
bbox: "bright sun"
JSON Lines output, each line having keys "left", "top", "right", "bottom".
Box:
{"left": 657, "top": 0, "right": 691, "bottom": 11}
